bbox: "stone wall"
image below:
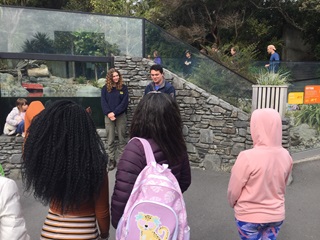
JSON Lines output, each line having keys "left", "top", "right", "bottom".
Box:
{"left": 113, "top": 56, "right": 290, "bottom": 171}
{"left": 0, "top": 56, "right": 290, "bottom": 178}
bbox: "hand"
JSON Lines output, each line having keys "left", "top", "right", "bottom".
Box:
{"left": 85, "top": 107, "right": 92, "bottom": 114}
{"left": 265, "top": 64, "right": 269, "bottom": 68}
{"left": 110, "top": 116, "right": 116, "bottom": 121}
{"left": 107, "top": 112, "right": 115, "bottom": 119}
{"left": 16, "top": 116, "right": 23, "bottom": 123}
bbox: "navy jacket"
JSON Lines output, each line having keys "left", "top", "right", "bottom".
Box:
{"left": 111, "top": 138, "right": 191, "bottom": 228}
{"left": 101, "top": 85, "right": 128, "bottom": 117}
{"left": 144, "top": 80, "right": 176, "bottom": 99}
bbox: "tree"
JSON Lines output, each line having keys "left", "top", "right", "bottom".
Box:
{"left": 63, "top": 0, "right": 92, "bottom": 12}
{"left": 299, "top": 0, "right": 320, "bottom": 12}
{"left": 22, "top": 32, "right": 55, "bottom": 53}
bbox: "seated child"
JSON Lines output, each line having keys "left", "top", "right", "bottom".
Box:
{"left": 3, "top": 98, "right": 28, "bottom": 136}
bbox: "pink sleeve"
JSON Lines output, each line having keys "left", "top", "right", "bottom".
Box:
{"left": 227, "top": 152, "right": 251, "bottom": 208}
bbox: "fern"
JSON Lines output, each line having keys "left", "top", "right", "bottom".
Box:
{"left": 295, "top": 104, "right": 320, "bottom": 132}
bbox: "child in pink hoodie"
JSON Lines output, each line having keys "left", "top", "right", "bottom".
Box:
{"left": 227, "top": 108, "right": 293, "bottom": 240}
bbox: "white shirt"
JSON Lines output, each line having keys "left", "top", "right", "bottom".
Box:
{"left": 0, "top": 176, "right": 30, "bottom": 240}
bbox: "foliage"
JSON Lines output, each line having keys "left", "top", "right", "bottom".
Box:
{"left": 295, "top": 104, "right": 320, "bottom": 132}
{"left": 75, "top": 75, "right": 86, "bottom": 84}
{"left": 315, "top": 44, "right": 320, "bottom": 61}
{"left": 255, "top": 70, "right": 290, "bottom": 85}
{"left": 0, "top": 59, "right": 8, "bottom": 69}
{"left": 189, "top": 60, "right": 252, "bottom": 110}
{"left": 145, "top": 22, "right": 186, "bottom": 72}
{"left": 91, "top": 80, "right": 100, "bottom": 88}
{"left": 71, "top": 31, "right": 120, "bottom": 56}
{"left": 22, "top": 32, "right": 55, "bottom": 54}
{"left": 206, "top": 42, "right": 260, "bottom": 81}
{"left": 3, "top": 0, "right": 320, "bottom": 61}
{"left": 299, "top": 0, "right": 320, "bottom": 12}
{"left": 63, "top": 0, "right": 92, "bottom": 11}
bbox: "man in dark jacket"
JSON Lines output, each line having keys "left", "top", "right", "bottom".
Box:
{"left": 144, "top": 64, "right": 176, "bottom": 99}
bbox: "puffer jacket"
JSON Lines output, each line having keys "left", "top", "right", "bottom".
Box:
{"left": 0, "top": 176, "right": 30, "bottom": 240}
{"left": 111, "top": 138, "right": 191, "bottom": 228}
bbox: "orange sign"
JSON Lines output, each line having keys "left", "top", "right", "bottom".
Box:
{"left": 304, "top": 85, "right": 320, "bottom": 104}
{"left": 288, "top": 92, "right": 304, "bottom": 104}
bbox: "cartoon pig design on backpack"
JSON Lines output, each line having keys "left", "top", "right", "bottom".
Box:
{"left": 116, "top": 138, "right": 190, "bottom": 240}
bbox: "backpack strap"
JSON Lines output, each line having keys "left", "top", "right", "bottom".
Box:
{"left": 132, "top": 137, "right": 156, "bottom": 166}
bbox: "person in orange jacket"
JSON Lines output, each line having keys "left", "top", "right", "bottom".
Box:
{"left": 24, "top": 101, "right": 45, "bottom": 137}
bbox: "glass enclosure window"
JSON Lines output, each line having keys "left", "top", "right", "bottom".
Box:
{"left": 0, "top": 6, "right": 143, "bottom": 57}
{"left": 144, "top": 20, "right": 253, "bottom": 109}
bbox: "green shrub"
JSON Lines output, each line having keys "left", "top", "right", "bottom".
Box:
{"left": 295, "top": 104, "right": 320, "bottom": 131}
{"left": 75, "top": 76, "right": 87, "bottom": 84}
{"left": 255, "top": 70, "right": 290, "bottom": 85}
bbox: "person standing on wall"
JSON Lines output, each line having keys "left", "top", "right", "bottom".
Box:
{"left": 101, "top": 68, "right": 129, "bottom": 171}
{"left": 153, "top": 50, "right": 162, "bottom": 65}
{"left": 183, "top": 50, "right": 194, "bottom": 78}
{"left": 265, "top": 44, "right": 280, "bottom": 73}
{"left": 144, "top": 64, "right": 176, "bottom": 99}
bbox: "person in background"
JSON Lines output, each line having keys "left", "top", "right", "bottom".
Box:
{"left": 144, "top": 64, "right": 176, "bottom": 99}
{"left": 0, "top": 176, "right": 30, "bottom": 239}
{"left": 24, "top": 100, "right": 45, "bottom": 137}
{"left": 101, "top": 68, "right": 129, "bottom": 171}
{"left": 230, "top": 46, "right": 238, "bottom": 57}
{"left": 200, "top": 48, "right": 208, "bottom": 55}
{"left": 228, "top": 108, "right": 293, "bottom": 240}
{"left": 183, "top": 50, "right": 193, "bottom": 77}
{"left": 211, "top": 43, "right": 219, "bottom": 53}
{"left": 3, "top": 98, "right": 28, "bottom": 136}
{"left": 111, "top": 93, "right": 191, "bottom": 228}
{"left": 210, "top": 43, "right": 221, "bottom": 62}
{"left": 153, "top": 50, "right": 162, "bottom": 65}
{"left": 230, "top": 46, "right": 240, "bottom": 66}
{"left": 22, "top": 100, "right": 110, "bottom": 240}
{"left": 265, "top": 44, "right": 280, "bottom": 73}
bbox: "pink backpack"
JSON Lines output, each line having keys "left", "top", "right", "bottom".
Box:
{"left": 116, "top": 137, "right": 190, "bottom": 240}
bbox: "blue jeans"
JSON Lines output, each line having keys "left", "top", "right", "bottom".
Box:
{"left": 236, "top": 219, "right": 283, "bottom": 240}
{"left": 16, "top": 120, "right": 24, "bottom": 134}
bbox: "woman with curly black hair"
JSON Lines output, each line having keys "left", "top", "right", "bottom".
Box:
{"left": 101, "top": 68, "right": 129, "bottom": 171}
{"left": 22, "top": 100, "right": 110, "bottom": 240}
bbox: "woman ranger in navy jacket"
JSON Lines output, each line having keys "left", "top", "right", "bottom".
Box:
{"left": 111, "top": 92, "right": 191, "bottom": 228}
{"left": 101, "top": 68, "right": 129, "bottom": 170}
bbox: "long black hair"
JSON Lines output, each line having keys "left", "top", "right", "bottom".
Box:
{"left": 22, "top": 100, "right": 107, "bottom": 212}
{"left": 130, "top": 93, "right": 187, "bottom": 165}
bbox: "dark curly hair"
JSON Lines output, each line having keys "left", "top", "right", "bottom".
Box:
{"left": 130, "top": 93, "right": 186, "bottom": 165}
{"left": 22, "top": 100, "right": 107, "bottom": 212}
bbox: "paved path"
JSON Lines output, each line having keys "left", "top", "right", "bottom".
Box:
{"left": 17, "top": 159, "right": 320, "bottom": 240}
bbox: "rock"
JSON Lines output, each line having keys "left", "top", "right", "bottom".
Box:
{"left": 97, "top": 78, "right": 106, "bottom": 88}
{"left": 76, "top": 85, "right": 101, "bottom": 97}
{"left": 27, "top": 65, "right": 50, "bottom": 77}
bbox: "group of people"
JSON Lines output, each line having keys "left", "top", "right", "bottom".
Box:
{"left": 148, "top": 49, "right": 196, "bottom": 78}
{"left": 1, "top": 62, "right": 292, "bottom": 240}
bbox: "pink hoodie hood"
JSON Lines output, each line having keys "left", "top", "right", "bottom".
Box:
{"left": 250, "top": 108, "right": 282, "bottom": 148}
